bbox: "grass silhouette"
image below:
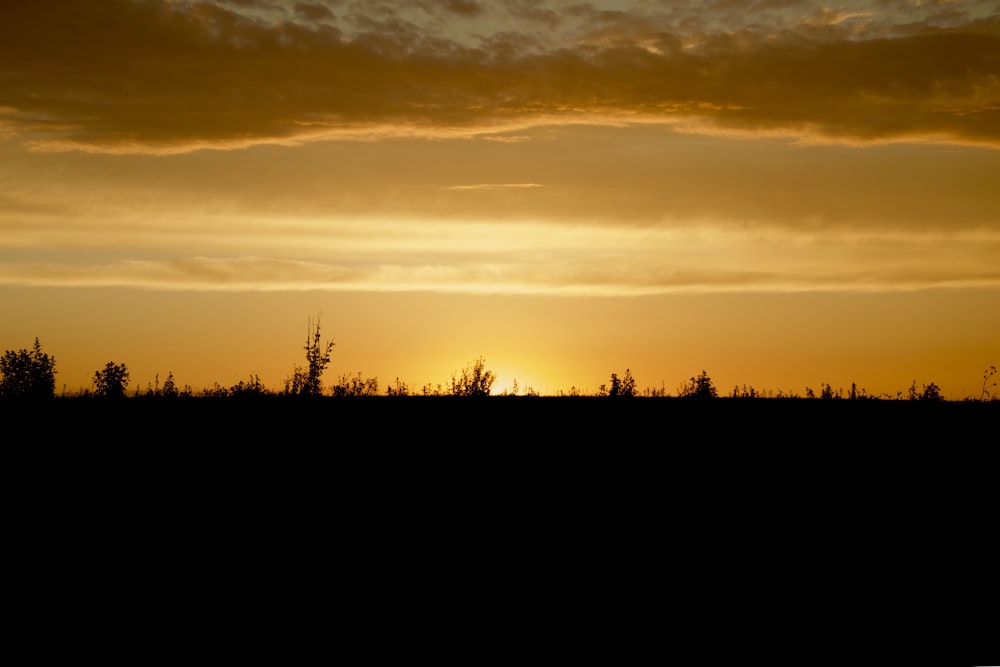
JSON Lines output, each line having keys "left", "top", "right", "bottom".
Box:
{"left": 2, "top": 330, "right": 996, "bottom": 444}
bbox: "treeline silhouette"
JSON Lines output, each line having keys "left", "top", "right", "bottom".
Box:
{"left": 1, "top": 323, "right": 997, "bottom": 403}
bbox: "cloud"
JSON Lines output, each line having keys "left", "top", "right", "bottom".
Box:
{"left": 442, "top": 0, "right": 482, "bottom": 18}
{"left": 0, "top": 257, "right": 363, "bottom": 291}
{"left": 2, "top": 223, "right": 999, "bottom": 294}
{"left": 294, "top": 3, "right": 335, "bottom": 21}
{"left": 1, "top": 0, "right": 998, "bottom": 152}
{"left": 446, "top": 183, "right": 543, "bottom": 191}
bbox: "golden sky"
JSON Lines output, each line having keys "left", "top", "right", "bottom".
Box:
{"left": 2, "top": 0, "right": 998, "bottom": 397}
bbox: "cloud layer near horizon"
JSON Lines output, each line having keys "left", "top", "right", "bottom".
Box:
{"left": 4, "top": 217, "right": 1000, "bottom": 294}
{"left": 2, "top": 0, "right": 999, "bottom": 152}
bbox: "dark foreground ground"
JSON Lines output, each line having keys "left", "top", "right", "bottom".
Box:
{"left": 5, "top": 395, "right": 996, "bottom": 444}
{"left": 9, "top": 395, "right": 996, "bottom": 539}
{"left": 7, "top": 396, "right": 996, "bottom": 502}
{"left": 4, "top": 395, "right": 995, "bottom": 652}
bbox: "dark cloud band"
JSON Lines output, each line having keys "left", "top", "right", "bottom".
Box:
{"left": 2, "top": 0, "right": 998, "bottom": 151}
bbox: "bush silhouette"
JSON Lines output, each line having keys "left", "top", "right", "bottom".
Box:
{"left": 386, "top": 377, "right": 409, "bottom": 396}
{"left": 603, "top": 369, "right": 637, "bottom": 398}
{"left": 230, "top": 374, "right": 268, "bottom": 398}
{"left": 678, "top": 370, "right": 717, "bottom": 399}
{"left": 450, "top": 357, "right": 496, "bottom": 397}
{"left": 906, "top": 380, "right": 942, "bottom": 401}
{"left": 94, "top": 362, "right": 130, "bottom": 398}
{"left": 332, "top": 372, "right": 379, "bottom": 397}
{"left": 285, "top": 318, "right": 334, "bottom": 396}
{"left": 920, "top": 382, "right": 942, "bottom": 402}
{"left": 0, "top": 338, "right": 56, "bottom": 398}
{"left": 162, "top": 372, "right": 179, "bottom": 398}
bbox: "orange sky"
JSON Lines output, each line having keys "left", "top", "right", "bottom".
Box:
{"left": 2, "top": 0, "right": 998, "bottom": 398}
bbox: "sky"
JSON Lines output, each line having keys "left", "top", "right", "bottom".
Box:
{"left": 1, "top": 0, "right": 998, "bottom": 398}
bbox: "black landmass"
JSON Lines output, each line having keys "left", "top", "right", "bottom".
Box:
{"left": 6, "top": 394, "right": 995, "bottom": 444}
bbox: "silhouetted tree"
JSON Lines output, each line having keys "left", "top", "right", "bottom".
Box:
{"left": 607, "top": 369, "right": 637, "bottom": 398}
{"left": 94, "top": 362, "right": 129, "bottom": 398}
{"left": 285, "top": 318, "right": 335, "bottom": 396}
{"left": 450, "top": 357, "right": 496, "bottom": 397}
{"left": 678, "top": 370, "right": 717, "bottom": 399}
{"left": 161, "top": 372, "right": 179, "bottom": 398}
{"left": 303, "top": 318, "right": 334, "bottom": 395}
{"left": 0, "top": 338, "right": 56, "bottom": 398}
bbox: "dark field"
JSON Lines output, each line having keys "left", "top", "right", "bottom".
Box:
{"left": 7, "top": 393, "right": 994, "bottom": 641}
{"left": 7, "top": 396, "right": 996, "bottom": 444}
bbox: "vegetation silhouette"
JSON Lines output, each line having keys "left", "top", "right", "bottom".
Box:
{"left": 284, "top": 317, "right": 334, "bottom": 396}
{"left": 731, "top": 384, "right": 758, "bottom": 399}
{"left": 498, "top": 378, "right": 539, "bottom": 397}
{"left": 907, "top": 380, "right": 942, "bottom": 402}
{"left": 449, "top": 357, "right": 496, "bottom": 397}
{"left": 332, "top": 372, "right": 379, "bottom": 397}
{"left": 386, "top": 377, "right": 409, "bottom": 396}
{"left": 229, "top": 374, "right": 268, "bottom": 398}
{"left": 93, "top": 362, "right": 130, "bottom": 398}
{"left": 3, "top": 326, "right": 997, "bottom": 416}
{"left": 678, "top": 370, "right": 717, "bottom": 399}
{"left": 421, "top": 382, "right": 444, "bottom": 396}
{"left": 0, "top": 338, "right": 56, "bottom": 398}
{"left": 3, "top": 329, "right": 996, "bottom": 445}
{"left": 599, "top": 369, "right": 637, "bottom": 398}
{"left": 981, "top": 366, "right": 997, "bottom": 401}
{"left": 161, "top": 372, "right": 179, "bottom": 398}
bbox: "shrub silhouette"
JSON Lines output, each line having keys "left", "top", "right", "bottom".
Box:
{"left": 162, "top": 372, "right": 179, "bottom": 398}
{"left": 332, "top": 372, "right": 379, "bottom": 397}
{"left": 981, "top": 366, "right": 997, "bottom": 401}
{"left": 0, "top": 338, "right": 56, "bottom": 398}
{"left": 285, "top": 318, "right": 334, "bottom": 396}
{"left": 450, "top": 357, "right": 496, "bottom": 397}
{"left": 386, "top": 377, "right": 409, "bottom": 396}
{"left": 603, "top": 369, "right": 637, "bottom": 398}
{"left": 678, "top": 370, "right": 717, "bottom": 399}
{"left": 230, "top": 374, "right": 268, "bottom": 398}
{"left": 94, "top": 362, "right": 129, "bottom": 398}
{"left": 920, "top": 382, "right": 942, "bottom": 402}
{"left": 421, "top": 382, "right": 444, "bottom": 396}
{"left": 907, "top": 380, "right": 942, "bottom": 401}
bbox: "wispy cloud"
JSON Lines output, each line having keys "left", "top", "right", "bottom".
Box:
{"left": 446, "top": 183, "right": 544, "bottom": 191}
{"left": 3, "top": 223, "right": 998, "bottom": 294}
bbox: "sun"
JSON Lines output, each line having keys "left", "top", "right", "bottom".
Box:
{"left": 491, "top": 372, "right": 545, "bottom": 396}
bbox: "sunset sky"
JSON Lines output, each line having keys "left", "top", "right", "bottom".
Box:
{"left": 2, "top": 0, "right": 998, "bottom": 398}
